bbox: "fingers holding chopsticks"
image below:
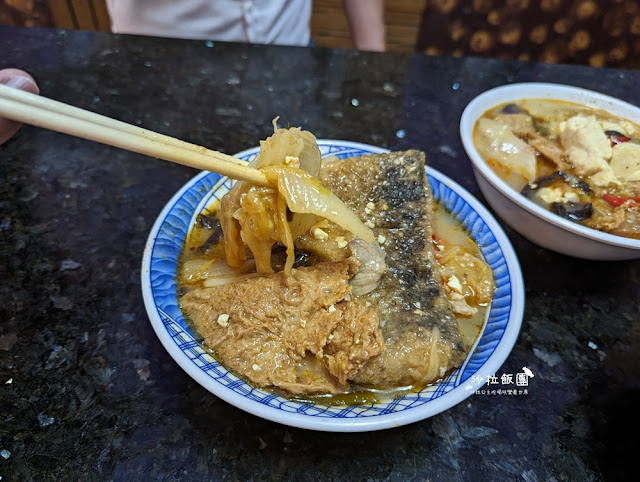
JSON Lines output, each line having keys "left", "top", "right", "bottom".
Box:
{"left": 0, "top": 68, "right": 39, "bottom": 144}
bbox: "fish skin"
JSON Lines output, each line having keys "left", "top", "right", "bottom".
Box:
{"left": 321, "top": 150, "right": 466, "bottom": 388}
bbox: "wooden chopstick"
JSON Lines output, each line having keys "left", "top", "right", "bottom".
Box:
{"left": 0, "top": 84, "right": 269, "bottom": 185}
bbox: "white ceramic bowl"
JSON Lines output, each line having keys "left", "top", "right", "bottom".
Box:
{"left": 141, "top": 140, "right": 524, "bottom": 432}
{"left": 460, "top": 83, "right": 640, "bottom": 261}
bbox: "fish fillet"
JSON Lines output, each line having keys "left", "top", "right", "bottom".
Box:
{"left": 321, "top": 150, "right": 466, "bottom": 388}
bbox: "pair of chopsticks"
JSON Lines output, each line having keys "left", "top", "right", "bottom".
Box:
{"left": 0, "top": 83, "right": 269, "bottom": 185}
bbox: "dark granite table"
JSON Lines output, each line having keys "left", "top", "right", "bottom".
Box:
{"left": 1, "top": 26, "right": 638, "bottom": 481}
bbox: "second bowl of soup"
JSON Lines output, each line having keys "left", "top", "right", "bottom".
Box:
{"left": 460, "top": 83, "right": 640, "bottom": 260}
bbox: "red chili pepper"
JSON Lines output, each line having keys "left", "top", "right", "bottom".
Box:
{"left": 432, "top": 233, "right": 445, "bottom": 251}
{"left": 611, "top": 137, "right": 631, "bottom": 146}
{"left": 607, "top": 131, "right": 631, "bottom": 147}
{"left": 602, "top": 193, "right": 640, "bottom": 206}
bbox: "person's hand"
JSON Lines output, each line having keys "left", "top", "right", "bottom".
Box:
{"left": 0, "top": 69, "right": 39, "bottom": 144}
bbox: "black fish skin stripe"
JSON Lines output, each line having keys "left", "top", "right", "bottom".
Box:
{"left": 321, "top": 151, "right": 465, "bottom": 365}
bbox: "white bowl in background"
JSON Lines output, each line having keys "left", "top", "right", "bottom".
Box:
{"left": 460, "top": 82, "right": 640, "bottom": 261}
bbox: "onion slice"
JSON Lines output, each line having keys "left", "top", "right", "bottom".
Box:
{"left": 266, "top": 166, "right": 375, "bottom": 243}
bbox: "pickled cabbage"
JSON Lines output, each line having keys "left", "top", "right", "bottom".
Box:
{"left": 220, "top": 123, "right": 375, "bottom": 274}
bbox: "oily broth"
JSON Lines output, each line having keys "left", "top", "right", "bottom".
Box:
{"left": 177, "top": 200, "right": 491, "bottom": 405}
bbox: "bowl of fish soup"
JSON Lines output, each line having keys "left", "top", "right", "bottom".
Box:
{"left": 460, "top": 83, "right": 640, "bottom": 260}
{"left": 142, "top": 140, "right": 524, "bottom": 432}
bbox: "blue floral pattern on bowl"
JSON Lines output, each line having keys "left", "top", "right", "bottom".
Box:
{"left": 141, "top": 140, "right": 524, "bottom": 432}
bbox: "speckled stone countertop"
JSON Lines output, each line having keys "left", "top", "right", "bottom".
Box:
{"left": 1, "top": 26, "right": 638, "bottom": 481}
